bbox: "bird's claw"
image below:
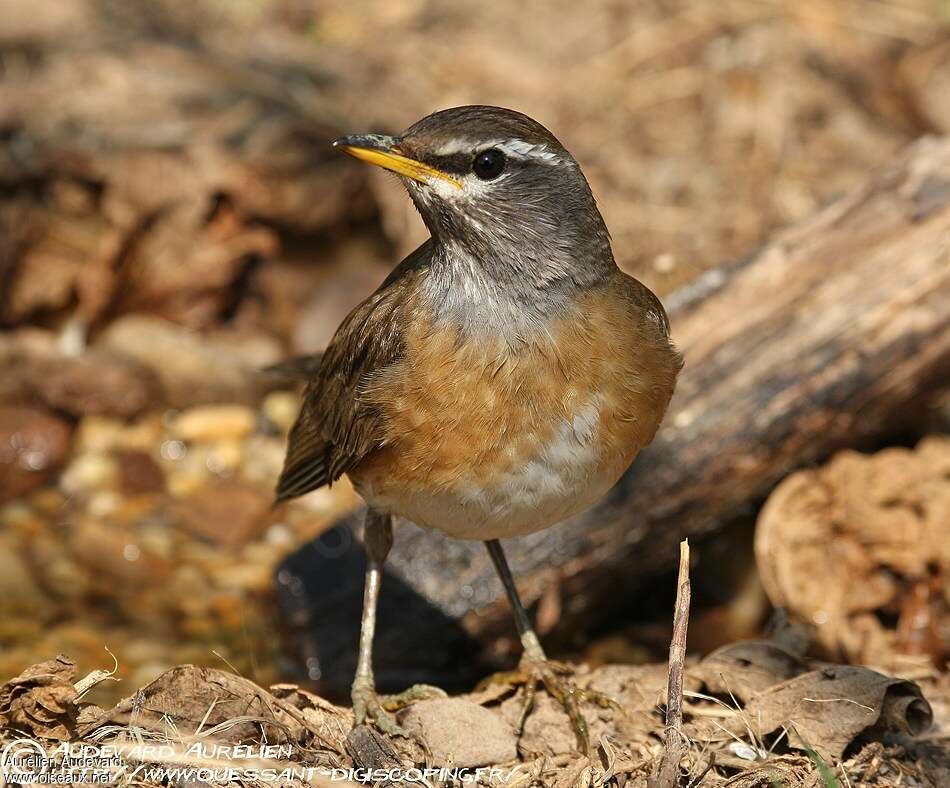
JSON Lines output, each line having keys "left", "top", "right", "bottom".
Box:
{"left": 352, "top": 679, "right": 447, "bottom": 737}
{"left": 476, "top": 659, "right": 622, "bottom": 754}
{"left": 381, "top": 683, "right": 447, "bottom": 711}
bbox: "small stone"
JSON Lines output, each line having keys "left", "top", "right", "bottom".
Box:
{"left": 209, "top": 561, "right": 274, "bottom": 593}
{"left": 59, "top": 452, "right": 118, "bottom": 495}
{"left": 163, "top": 444, "right": 213, "bottom": 497}
{"left": 400, "top": 698, "right": 517, "bottom": 767}
{"left": 169, "top": 478, "right": 272, "bottom": 548}
{"left": 204, "top": 440, "right": 243, "bottom": 474}
{"left": 115, "top": 449, "right": 165, "bottom": 494}
{"left": 0, "top": 533, "right": 56, "bottom": 620}
{"left": 29, "top": 488, "right": 67, "bottom": 514}
{"left": 74, "top": 417, "right": 124, "bottom": 453}
{"left": 75, "top": 415, "right": 162, "bottom": 453}
{"left": 653, "top": 252, "right": 676, "bottom": 273}
{"left": 87, "top": 490, "right": 121, "bottom": 517}
{"left": 67, "top": 519, "right": 171, "bottom": 585}
{"left": 97, "top": 315, "right": 281, "bottom": 408}
{"left": 262, "top": 391, "right": 300, "bottom": 434}
{"left": 241, "top": 434, "right": 287, "bottom": 485}
{"left": 0, "top": 502, "right": 38, "bottom": 530}
{"left": 27, "top": 534, "right": 90, "bottom": 600}
{"left": 0, "top": 406, "right": 73, "bottom": 503}
{"left": 137, "top": 523, "right": 174, "bottom": 560}
{"left": 28, "top": 349, "right": 159, "bottom": 418}
{"left": 171, "top": 404, "right": 257, "bottom": 443}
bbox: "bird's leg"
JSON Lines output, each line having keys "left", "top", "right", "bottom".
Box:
{"left": 351, "top": 509, "right": 444, "bottom": 736}
{"left": 479, "top": 539, "right": 622, "bottom": 754}
{"left": 351, "top": 509, "right": 406, "bottom": 736}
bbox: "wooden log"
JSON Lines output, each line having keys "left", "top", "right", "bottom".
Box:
{"left": 278, "top": 137, "right": 950, "bottom": 694}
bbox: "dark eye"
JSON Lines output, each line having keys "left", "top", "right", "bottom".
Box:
{"left": 472, "top": 148, "right": 506, "bottom": 180}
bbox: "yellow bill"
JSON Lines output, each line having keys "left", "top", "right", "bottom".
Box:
{"left": 334, "top": 134, "right": 461, "bottom": 189}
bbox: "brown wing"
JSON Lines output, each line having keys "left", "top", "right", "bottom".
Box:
{"left": 275, "top": 243, "right": 431, "bottom": 502}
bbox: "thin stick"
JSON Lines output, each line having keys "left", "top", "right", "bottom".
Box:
{"left": 651, "top": 539, "right": 691, "bottom": 788}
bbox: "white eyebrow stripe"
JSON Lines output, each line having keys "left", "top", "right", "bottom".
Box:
{"left": 431, "top": 137, "right": 565, "bottom": 164}
{"left": 495, "top": 139, "right": 562, "bottom": 163}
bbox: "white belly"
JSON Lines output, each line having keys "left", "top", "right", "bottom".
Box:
{"left": 354, "top": 396, "right": 621, "bottom": 540}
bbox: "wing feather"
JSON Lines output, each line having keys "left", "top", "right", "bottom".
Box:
{"left": 275, "top": 243, "right": 431, "bottom": 502}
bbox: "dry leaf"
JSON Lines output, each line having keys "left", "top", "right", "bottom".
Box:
{"left": 692, "top": 640, "right": 809, "bottom": 703}
{"left": 98, "top": 665, "right": 303, "bottom": 743}
{"left": 738, "top": 665, "right": 933, "bottom": 761}
{"left": 755, "top": 438, "right": 950, "bottom": 666}
{"left": 0, "top": 654, "right": 79, "bottom": 740}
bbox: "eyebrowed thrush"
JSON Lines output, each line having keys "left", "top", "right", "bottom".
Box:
{"left": 276, "top": 105, "right": 682, "bottom": 751}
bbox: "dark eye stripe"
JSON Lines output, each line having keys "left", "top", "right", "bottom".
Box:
{"left": 418, "top": 153, "right": 473, "bottom": 175}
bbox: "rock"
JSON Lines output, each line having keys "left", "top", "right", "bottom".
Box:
{"left": 67, "top": 520, "right": 171, "bottom": 586}
{"left": 241, "top": 434, "right": 288, "bottom": 486}
{"left": 59, "top": 452, "right": 118, "bottom": 496}
{"left": 0, "top": 533, "right": 57, "bottom": 621}
{"left": 74, "top": 415, "right": 163, "bottom": 454}
{"left": 755, "top": 437, "right": 950, "bottom": 666}
{"left": 97, "top": 315, "right": 282, "bottom": 409}
{"left": 400, "top": 698, "right": 517, "bottom": 767}
{"left": 0, "top": 406, "right": 73, "bottom": 503}
{"left": 115, "top": 450, "right": 166, "bottom": 494}
{"left": 170, "top": 478, "right": 272, "bottom": 548}
{"left": 262, "top": 391, "right": 300, "bottom": 435}
{"left": 27, "top": 534, "right": 90, "bottom": 601}
{"left": 0, "top": 332, "right": 159, "bottom": 418}
{"left": 28, "top": 350, "right": 159, "bottom": 418}
{"left": 204, "top": 441, "right": 243, "bottom": 474}
{"left": 170, "top": 404, "right": 257, "bottom": 443}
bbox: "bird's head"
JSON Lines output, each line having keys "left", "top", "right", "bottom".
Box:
{"left": 335, "top": 106, "right": 614, "bottom": 294}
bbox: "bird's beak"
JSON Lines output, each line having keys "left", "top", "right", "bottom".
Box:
{"left": 333, "top": 134, "right": 462, "bottom": 189}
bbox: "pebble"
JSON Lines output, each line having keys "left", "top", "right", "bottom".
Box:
{"left": 75, "top": 414, "right": 163, "bottom": 454}
{"left": 115, "top": 450, "right": 165, "bottom": 494}
{"left": 262, "top": 391, "right": 300, "bottom": 434}
{"left": 0, "top": 502, "right": 40, "bottom": 531}
{"left": 170, "top": 404, "right": 257, "bottom": 443}
{"left": 27, "top": 534, "right": 89, "bottom": 600}
{"left": 0, "top": 406, "right": 73, "bottom": 503}
{"left": 0, "top": 534, "right": 56, "bottom": 619}
{"left": 59, "top": 452, "right": 118, "bottom": 495}
{"left": 68, "top": 519, "right": 171, "bottom": 585}
{"left": 169, "top": 478, "right": 272, "bottom": 548}
{"left": 29, "top": 488, "right": 67, "bottom": 514}
{"left": 241, "top": 434, "right": 287, "bottom": 485}
{"left": 27, "top": 348, "right": 159, "bottom": 418}
{"left": 401, "top": 699, "right": 518, "bottom": 767}
{"left": 97, "top": 315, "right": 282, "bottom": 408}
{"left": 87, "top": 490, "right": 121, "bottom": 517}
{"left": 205, "top": 440, "right": 243, "bottom": 474}
{"left": 0, "top": 387, "right": 359, "bottom": 707}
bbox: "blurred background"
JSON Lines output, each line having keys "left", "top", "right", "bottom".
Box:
{"left": 0, "top": 0, "right": 948, "bottom": 704}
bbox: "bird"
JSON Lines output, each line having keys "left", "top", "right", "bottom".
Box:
{"left": 276, "top": 105, "right": 682, "bottom": 751}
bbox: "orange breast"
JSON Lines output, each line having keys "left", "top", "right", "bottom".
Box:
{"left": 348, "top": 285, "right": 679, "bottom": 539}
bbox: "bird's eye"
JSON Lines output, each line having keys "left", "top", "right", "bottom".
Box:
{"left": 472, "top": 148, "right": 506, "bottom": 180}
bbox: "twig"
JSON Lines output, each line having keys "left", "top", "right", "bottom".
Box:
{"left": 650, "top": 539, "right": 691, "bottom": 788}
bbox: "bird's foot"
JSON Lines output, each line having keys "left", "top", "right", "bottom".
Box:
{"left": 351, "top": 677, "right": 446, "bottom": 737}
{"left": 476, "top": 658, "right": 621, "bottom": 754}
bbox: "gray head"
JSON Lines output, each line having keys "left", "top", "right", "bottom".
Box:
{"left": 335, "top": 106, "right": 615, "bottom": 314}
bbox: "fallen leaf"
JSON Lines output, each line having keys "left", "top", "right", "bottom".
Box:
{"left": 0, "top": 654, "right": 79, "bottom": 740}
{"left": 692, "top": 640, "right": 809, "bottom": 703}
{"left": 755, "top": 439, "right": 950, "bottom": 666}
{"left": 737, "top": 665, "right": 933, "bottom": 761}
{"left": 83, "top": 665, "right": 341, "bottom": 750}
